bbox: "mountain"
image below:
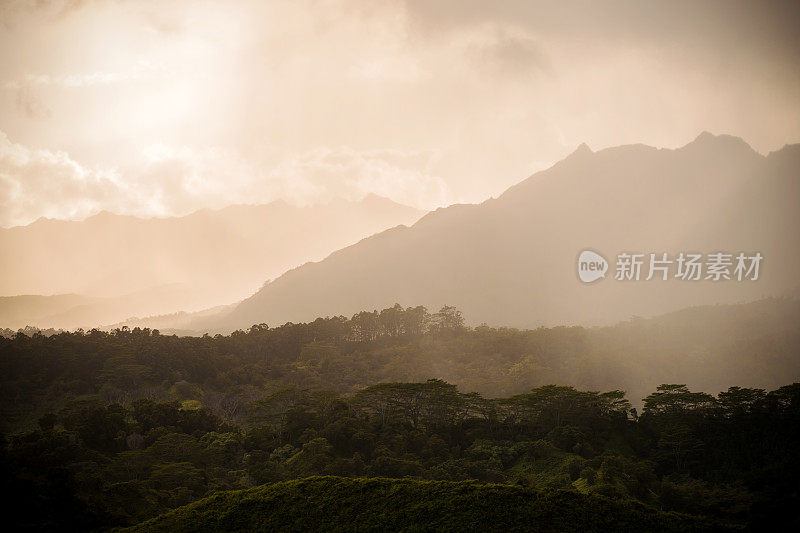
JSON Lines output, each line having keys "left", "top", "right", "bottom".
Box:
{"left": 123, "top": 477, "right": 727, "bottom": 533}
{"left": 0, "top": 285, "right": 208, "bottom": 331}
{"left": 0, "top": 195, "right": 424, "bottom": 328}
{"left": 207, "top": 133, "right": 800, "bottom": 331}
{"left": 0, "top": 294, "right": 91, "bottom": 328}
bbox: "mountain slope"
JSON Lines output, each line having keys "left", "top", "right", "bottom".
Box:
{"left": 0, "top": 195, "right": 423, "bottom": 328}
{"left": 123, "top": 477, "right": 728, "bottom": 533}
{"left": 214, "top": 133, "right": 799, "bottom": 331}
{"left": 0, "top": 284, "right": 212, "bottom": 330}
{"left": 0, "top": 294, "right": 92, "bottom": 328}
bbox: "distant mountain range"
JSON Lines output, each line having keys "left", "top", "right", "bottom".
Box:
{"left": 187, "top": 132, "right": 800, "bottom": 332}
{"left": 0, "top": 195, "right": 423, "bottom": 329}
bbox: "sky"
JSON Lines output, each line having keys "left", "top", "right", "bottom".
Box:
{"left": 0, "top": 0, "right": 798, "bottom": 228}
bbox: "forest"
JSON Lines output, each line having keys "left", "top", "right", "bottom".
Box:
{"left": 1, "top": 301, "right": 798, "bottom": 530}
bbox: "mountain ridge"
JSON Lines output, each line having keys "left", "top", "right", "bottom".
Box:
{"left": 205, "top": 132, "right": 799, "bottom": 332}
{"left": 0, "top": 196, "right": 425, "bottom": 329}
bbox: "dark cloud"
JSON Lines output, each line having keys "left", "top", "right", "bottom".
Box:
{"left": 0, "top": 0, "right": 121, "bottom": 26}
{"left": 398, "top": 0, "right": 800, "bottom": 64}
{"left": 468, "top": 31, "right": 552, "bottom": 79}
{"left": 1, "top": 0, "right": 86, "bottom": 24}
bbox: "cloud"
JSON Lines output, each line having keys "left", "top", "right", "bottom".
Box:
{"left": 466, "top": 28, "right": 552, "bottom": 79}
{"left": 14, "top": 85, "right": 51, "bottom": 118}
{"left": 135, "top": 144, "right": 258, "bottom": 216}
{"left": 266, "top": 147, "right": 450, "bottom": 211}
{"left": 1, "top": 0, "right": 102, "bottom": 27}
{"left": 144, "top": 11, "right": 182, "bottom": 35}
{"left": 5, "top": 60, "right": 156, "bottom": 89}
{"left": 3, "top": 60, "right": 158, "bottom": 124}
{"left": 0, "top": 132, "right": 450, "bottom": 227}
{"left": 1, "top": 0, "right": 798, "bottom": 222}
{"left": 0, "top": 131, "right": 138, "bottom": 227}
{"left": 135, "top": 144, "right": 451, "bottom": 214}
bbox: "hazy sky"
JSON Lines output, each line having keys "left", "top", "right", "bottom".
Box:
{"left": 0, "top": 0, "right": 798, "bottom": 227}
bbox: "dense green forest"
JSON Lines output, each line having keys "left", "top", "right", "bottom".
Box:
{"left": 1, "top": 300, "right": 799, "bottom": 530}
{"left": 2, "top": 298, "right": 798, "bottom": 433}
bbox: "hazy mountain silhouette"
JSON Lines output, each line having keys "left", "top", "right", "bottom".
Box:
{"left": 203, "top": 133, "right": 799, "bottom": 332}
{"left": 0, "top": 284, "right": 199, "bottom": 330}
{"left": 0, "top": 195, "right": 423, "bottom": 329}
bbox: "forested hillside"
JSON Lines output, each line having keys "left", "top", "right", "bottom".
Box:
{"left": 1, "top": 299, "right": 798, "bottom": 530}
{"left": 3, "top": 376, "right": 797, "bottom": 530}
{"left": 2, "top": 298, "right": 797, "bottom": 433}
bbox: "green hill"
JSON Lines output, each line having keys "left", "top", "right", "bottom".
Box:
{"left": 123, "top": 476, "right": 731, "bottom": 533}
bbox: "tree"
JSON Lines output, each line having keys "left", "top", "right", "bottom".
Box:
{"left": 59, "top": 397, "right": 127, "bottom": 452}
{"left": 379, "top": 304, "right": 405, "bottom": 338}
{"left": 717, "top": 387, "right": 766, "bottom": 417}
{"left": 642, "top": 385, "right": 716, "bottom": 418}
{"left": 402, "top": 305, "right": 430, "bottom": 337}
{"left": 432, "top": 305, "right": 465, "bottom": 333}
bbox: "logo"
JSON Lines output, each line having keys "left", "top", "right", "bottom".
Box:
{"left": 577, "top": 250, "right": 608, "bottom": 283}
{"left": 576, "top": 249, "right": 762, "bottom": 284}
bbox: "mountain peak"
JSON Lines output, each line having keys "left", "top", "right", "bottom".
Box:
{"left": 571, "top": 142, "right": 593, "bottom": 157}
{"left": 29, "top": 216, "right": 54, "bottom": 227}
{"left": 361, "top": 193, "right": 390, "bottom": 204}
{"left": 682, "top": 131, "right": 755, "bottom": 154}
{"left": 357, "top": 194, "right": 425, "bottom": 214}
{"left": 767, "top": 142, "right": 800, "bottom": 160}
{"left": 220, "top": 131, "right": 796, "bottom": 333}
{"left": 87, "top": 210, "right": 119, "bottom": 220}
{"left": 694, "top": 130, "right": 716, "bottom": 142}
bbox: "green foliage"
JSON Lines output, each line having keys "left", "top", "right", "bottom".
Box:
{"left": 2, "top": 375, "right": 798, "bottom": 530}
{"left": 123, "top": 477, "right": 730, "bottom": 533}
{"left": 1, "top": 301, "right": 799, "bottom": 530}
